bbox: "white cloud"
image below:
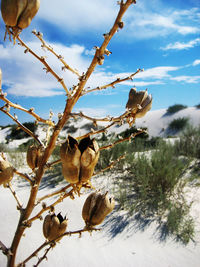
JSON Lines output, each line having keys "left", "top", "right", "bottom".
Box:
{"left": 170, "top": 75, "right": 200, "bottom": 83}
{"left": 192, "top": 59, "right": 200, "bottom": 66}
{"left": 74, "top": 107, "right": 108, "bottom": 118}
{"left": 162, "top": 38, "right": 200, "bottom": 50}
{"left": 0, "top": 41, "right": 91, "bottom": 97}
{"left": 37, "top": 0, "right": 117, "bottom": 33}
{"left": 123, "top": 2, "right": 200, "bottom": 40}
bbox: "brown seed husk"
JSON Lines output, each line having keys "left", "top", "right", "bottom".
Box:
{"left": 79, "top": 137, "right": 99, "bottom": 183}
{"left": 0, "top": 155, "right": 14, "bottom": 186}
{"left": 82, "top": 192, "right": 115, "bottom": 227}
{"left": 126, "top": 88, "right": 148, "bottom": 111}
{"left": 43, "top": 214, "right": 67, "bottom": 242}
{"left": 136, "top": 94, "right": 153, "bottom": 118}
{"left": 60, "top": 135, "right": 81, "bottom": 184}
{"left": 26, "top": 145, "right": 44, "bottom": 170}
{"left": 1, "top": 0, "right": 27, "bottom": 27}
{"left": 18, "top": 0, "right": 40, "bottom": 29}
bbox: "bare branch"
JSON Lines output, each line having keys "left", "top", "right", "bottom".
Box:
{"left": 0, "top": 240, "right": 9, "bottom": 256}
{"left": 18, "top": 228, "right": 100, "bottom": 267}
{"left": 0, "top": 107, "right": 43, "bottom": 146}
{"left": 32, "top": 30, "right": 81, "bottom": 78}
{"left": 6, "top": 28, "right": 71, "bottom": 97}
{"left": 7, "top": 183, "right": 23, "bottom": 211}
{"left": 0, "top": 93, "right": 55, "bottom": 127}
{"left": 82, "top": 69, "right": 143, "bottom": 95}
{"left": 76, "top": 122, "right": 115, "bottom": 140}
{"left": 93, "top": 154, "right": 126, "bottom": 176}
{"left": 37, "top": 184, "right": 72, "bottom": 204}
{"left": 14, "top": 170, "right": 34, "bottom": 185}
{"left": 99, "top": 129, "right": 146, "bottom": 151}
{"left": 26, "top": 188, "right": 75, "bottom": 224}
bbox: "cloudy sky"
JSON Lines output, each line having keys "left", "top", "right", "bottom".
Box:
{"left": 0, "top": 0, "right": 200, "bottom": 125}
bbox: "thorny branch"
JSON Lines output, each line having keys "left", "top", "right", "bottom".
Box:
{"left": 82, "top": 69, "right": 143, "bottom": 95}
{"left": 32, "top": 30, "right": 81, "bottom": 78}
{"left": 0, "top": 92, "right": 55, "bottom": 127}
{"left": 0, "top": 106, "right": 43, "bottom": 146}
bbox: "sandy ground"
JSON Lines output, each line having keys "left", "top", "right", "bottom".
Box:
{"left": 0, "top": 175, "right": 200, "bottom": 267}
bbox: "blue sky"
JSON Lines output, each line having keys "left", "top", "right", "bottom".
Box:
{"left": 0, "top": 0, "right": 200, "bottom": 125}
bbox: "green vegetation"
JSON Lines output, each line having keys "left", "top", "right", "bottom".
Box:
{"left": 166, "top": 104, "right": 187, "bottom": 115}
{"left": 174, "top": 126, "right": 200, "bottom": 159}
{"left": 113, "top": 142, "right": 195, "bottom": 244}
{"left": 168, "top": 117, "right": 189, "bottom": 133}
{"left": 195, "top": 103, "right": 200, "bottom": 109}
{"left": 7, "top": 122, "right": 37, "bottom": 141}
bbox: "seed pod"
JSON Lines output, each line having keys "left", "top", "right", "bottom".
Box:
{"left": 136, "top": 94, "right": 152, "bottom": 118}
{"left": 26, "top": 145, "right": 44, "bottom": 170}
{"left": 82, "top": 192, "right": 115, "bottom": 227}
{"left": 126, "top": 88, "right": 148, "bottom": 111}
{"left": 79, "top": 137, "right": 99, "bottom": 183}
{"left": 126, "top": 87, "right": 152, "bottom": 119}
{"left": 60, "top": 135, "right": 81, "bottom": 184}
{"left": 43, "top": 213, "right": 67, "bottom": 242}
{"left": 18, "top": 0, "right": 40, "bottom": 29}
{"left": 1, "top": 0, "right": 40, "bottom": 39}
{"left": 0, "top": 154, "right": 14, "bottom": 186}
{"left": 1, "top": 0, "right": 27, "bottom": 27}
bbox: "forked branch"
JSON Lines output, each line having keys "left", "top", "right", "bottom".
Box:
{"left": 0, "top": 106, "right": 43, "bottom": 146}
{"left": 82, "top": 69, "right": 143, "bottom": 95}
{"left": 0, "top": 92, "right": 55, "bottom": 126}
{"left": 32, "top": 30, "right": 81, "bottom": 78}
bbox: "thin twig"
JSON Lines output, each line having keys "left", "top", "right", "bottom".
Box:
{"left": 0, "top": 107, "right": 43, "bottom": 146}
{"left": 33, "top": 30, "right": 81, "bottom": 78}
{"left": 99, "top": 129, "right": 146, "bottom": 151}
{"left": 94, "top": 154, "right": 126, "bottom": 176}
{"left": 14, "top": 170, "right": 33, "bottom": 185}
{"left": 76, "top": 122, "right": 115, "bottom": 140}
{"left": 7, "top": 183, "right": 23, "bottom": 210}
{"left": 26, "top": 189, "right": 74, "bottom": 224}
{"left": 37, "top": 184, "right": 72, "bottom": 204}
{"left": 0, "top": 240, "right": 8, "bottom": 256}
{"left": 18, "top": 228, "right": 100, "bottom": 267}
{"left": 11, "top": 31, "right": 70, "bottom": 97}
{"left": 34, "top": 245, "right": 52, "bottom": 267}
{"left": 0, "top": 93, "right": 55, "bottom": 126}
{"left": 82, "top": 69, "right": 142, "bottom": 95}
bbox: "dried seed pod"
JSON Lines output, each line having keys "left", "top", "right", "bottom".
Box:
{"left": 43, "top": 213, "right": 67, "bottom": 242}
{"left": 0, "top": 154, "right": 14, "bottom": 186}
{"left": 60, "top": 135, "right": 81, "bottom": 184}
{"left": 82, "top": 192, "right": 115, "bottom": 227}
{"left": 1, "top": 0, "right": 40, "bottom": 38}
{"left": 26, "top": 145, "right": 44, "bottom": 170}
{"left": 136, "top": 94, "right": 152, "bottom": 118}
{"left": 79, "top": 137, "right": 99, "bottom": 183}
{"left": 126, "top": 87, "right": 152, "bottom": 119}
{"left": 18, "top": 0, "right": 40, "bottom": 29}
{"left": 1, "top": 0, "right": 27, "bottom": 27}
{"left": 126, "top": 88, "right": 148, "bottom": 111}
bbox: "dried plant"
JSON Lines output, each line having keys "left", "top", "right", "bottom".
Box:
{"left": 0, "top": 1, "right": 152, "bottom": 266}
